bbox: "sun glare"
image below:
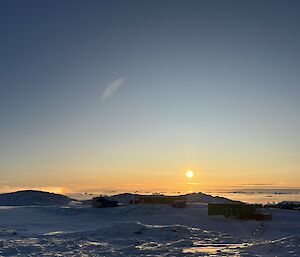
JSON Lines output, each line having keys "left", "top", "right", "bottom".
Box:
{"left": 186, "top": 170, "right": 194, "bottom": 179}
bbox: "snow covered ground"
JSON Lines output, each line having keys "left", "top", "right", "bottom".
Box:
{"left": 0, "top": 203, "right": 299, "bottom": 256}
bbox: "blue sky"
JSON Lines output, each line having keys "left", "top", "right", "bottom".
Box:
{"left": 0, "top": 0, "right": 299, "bottom": 193}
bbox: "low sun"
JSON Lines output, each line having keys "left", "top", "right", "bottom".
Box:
{"left": 186, "top": 170, "right": 194, "bottom": 179}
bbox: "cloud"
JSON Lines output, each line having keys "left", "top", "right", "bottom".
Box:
{"left": 239, "top": 183, "right": 276, "bottom": 186}
{"left": 101, "top": 78, "right": 125, "bottom": 101}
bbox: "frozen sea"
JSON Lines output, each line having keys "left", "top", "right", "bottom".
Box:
{"left": 69, "top": 188, "right": 300, "bottom": 204}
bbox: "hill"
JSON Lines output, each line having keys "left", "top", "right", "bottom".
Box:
{"left": 0, "top": 190, "right": 78, "bottom": 206}
{"left": 185, "top": 192, "right": 240, "bottom": 203}
{"left": 107, "top": 192, "right": 240, "bottom": 204}
{"left": 0, "top": 190, "right": 240, "bottom": 206}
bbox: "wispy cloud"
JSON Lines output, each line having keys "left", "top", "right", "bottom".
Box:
{"left": 101, "top": 78, "right": 125, "bottom": 101}
{"left": 239, "top": 183, "right": 277, "bottom": 186}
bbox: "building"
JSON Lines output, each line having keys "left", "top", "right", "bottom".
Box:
{"left": 130, "top": 195, "right": 187, "bottom": 204}
{"left": 252, "top": 213, "right": 272, "bottom": 221}
{"left": 92, "top": 197, "right": 118, "bottom": 208}
{"left": 208, "top": 203, "right": 256, "bottom": 220}
{"left": 208, "top": 203, "right": 272, "bottom": 220}
{"left": 172, "top": 200, "right": 187, "bottom": 208}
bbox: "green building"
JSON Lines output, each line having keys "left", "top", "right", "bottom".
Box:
{"left": 208, "top": 203, "right": 256, "bottom": 220}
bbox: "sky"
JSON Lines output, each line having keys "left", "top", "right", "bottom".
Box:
{"left": 0, "top": 0, "right": 299, "bottom": 194}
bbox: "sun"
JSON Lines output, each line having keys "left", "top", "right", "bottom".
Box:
{"left": 185, "top": 170, "right": 194, "bottom": 179}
